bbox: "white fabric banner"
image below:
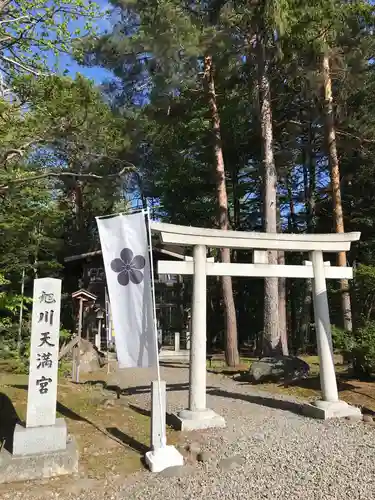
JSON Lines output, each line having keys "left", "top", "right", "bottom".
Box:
{"left": 97, "top": 212, "right": 157, "bottom": 368}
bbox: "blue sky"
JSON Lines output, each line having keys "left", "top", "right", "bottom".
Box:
{"left": 56, "top": 0, "right": 114, "bottom": 84}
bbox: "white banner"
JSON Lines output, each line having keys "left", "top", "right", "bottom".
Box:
{"left": 97, "top": 212, "right": 157, "bottom": 368}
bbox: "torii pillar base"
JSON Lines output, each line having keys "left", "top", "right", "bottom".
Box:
{"left": 303, "top": 400, "right": 362, "bottom": 420}
{"left": 176, "top": 409, "right": 226, "bottom": 431}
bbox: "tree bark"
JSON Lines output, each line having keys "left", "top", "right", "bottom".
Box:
{"left": 278, "top": 250, "right": 288, "bottom": 355}
{"left": 322, "top": 53, "right": 353, "bottom": 332}
{"left": 277, "top": 198, "right": 288, "bottom": 355}
{"left": 300, "top": 114, "right": 315, "bottom": 351}
{"left": 204, "top": 54, "right": 239, "bottom": 366}
{"left": 257, "top": 35, "right": 280, "bottom": 355}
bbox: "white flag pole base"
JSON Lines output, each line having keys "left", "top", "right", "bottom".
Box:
{"left": 145, "top": 445, "right": 184, "bottom": 473}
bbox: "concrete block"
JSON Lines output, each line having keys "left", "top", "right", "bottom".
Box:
{"left": 177, "top": 408, "right": 226, "bottom": 431}
{"left": 145, "top": 445, "right": 184, "bottom": 473}
{"left": 303, "top": 400, "right": 362, "bottom": 420}
{"left": 0, "top": 437, "right": 78, "bottom": 484}
{"left": 13, "top": 418, "right": 67, "bottom": 456}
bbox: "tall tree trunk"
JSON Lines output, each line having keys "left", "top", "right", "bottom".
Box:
{"left": 277, "top": 199, "right": 288, "bottom": 355}
{"left": 32, "top": 221, "right": 42, "bottom": 279}
{"left": 287, "top": 215, "right": 298, "bottom": 353}
{"left": 204, "top": 54, "right": 239, "bottom": 366}
{"left": 300, "top": 115, "right": 315, "bottom": 351}
{"left": 286, "top": 175, "right": 298, "bottom": 351}
{"left": 278, "top": 251, "right": 288, "bottom": 355}
{"left": 322, "top": 53, "right": 353, "bottom": 332}
{"left": 257, "top": 36, "right": 280, "bottom": 354}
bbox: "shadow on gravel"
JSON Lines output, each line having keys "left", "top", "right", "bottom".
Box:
{"left": 83, "top": 380, "right": 193, "bottom": 398}
{"left": 207, "top": 388, "right": 303, "bottom": 415}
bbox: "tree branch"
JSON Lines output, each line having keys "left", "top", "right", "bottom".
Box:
{"left": 0, "top": 164, "right": 136, "bottom": 193}
{"left": 0, "top": 54, "right": 41, "bottom": 75}
{"left": 1, "top": 139, "right": 45, "bottom": 166}
{"left": 335, "top": 129, "right": 375, "bottom": 144}
{"left": 0, "top": 15, "right": 30, "bottom": 25}
{"left": 0, "top": 0, "right": 11, "bottom": 15}
{"left": 284, "top": 120, "right": 375, "bottom": 144}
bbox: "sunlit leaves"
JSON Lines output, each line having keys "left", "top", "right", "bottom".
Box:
{"left": 0, "top": 0, "right": 99, "bottom": 74}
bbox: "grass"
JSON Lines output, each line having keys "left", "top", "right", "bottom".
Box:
{"left": 207, "top": 353, "right": 375, "bottom": 414}
{"left": 0, "top": 366, "right": 182, "bottom": 481}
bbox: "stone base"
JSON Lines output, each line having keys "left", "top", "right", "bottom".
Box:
{"left": 0, "top": 437, "right": 78, "bottom": 484}
{"left": 145, "top": 445, "right": 184, "bottom": 473}
{"left": 303, "top": 400, "right": 362, "bottom": 420}
{"left": 177, "top": 409, "right": 226, "bottom": 431}
{"left": 13, "top": 418, "right": 67, "bottom": 456}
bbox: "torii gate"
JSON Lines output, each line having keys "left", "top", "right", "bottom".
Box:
{"left": 151, "top": 222, "right": 362, "bottom": 429}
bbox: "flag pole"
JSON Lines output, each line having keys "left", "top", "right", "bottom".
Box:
{"left": 144, "top": 207, "right": 167, "bottom": 448}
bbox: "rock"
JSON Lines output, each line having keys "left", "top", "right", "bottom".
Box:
{"left": 363, "top": 414, "right": 374, "bottom": 423}
{"left": 187, "top": 442, "right": 201, "bottom": 455}
{"left": 79, "top": 339, "right": 105, "bottom": 374}
{"left": 248, "top": 356, "right": 310, "bottom": 383}
{"left": 197, "top": 451, "right": 214, "bottom": 463}
{"left": 346, "top": 415, "right": 361, "bottom": 422}
{"left": 102, "top": 399, "right": 115, "bottom": 408}
{"left": 252, "top": 432, "right": 266, "bottom": 441}
{"left": 218, "top": 455, "right": 245, "bottom": 471}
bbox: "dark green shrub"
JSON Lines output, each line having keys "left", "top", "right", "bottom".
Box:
{"left": 331, "top": 325, "right": 355, "bottom": 352}
{"left": 350, "top": 322, "right": 375, "bottom": 377}
{"left": 332, "top": 322, "right": 375, "bottom": 378}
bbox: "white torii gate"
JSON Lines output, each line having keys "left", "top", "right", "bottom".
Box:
{"left": 151, "top": 222, "right": 362, "bottom": 429}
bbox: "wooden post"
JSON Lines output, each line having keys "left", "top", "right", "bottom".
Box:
{"left": 95, "top": 318, "right": 102, "bottom": 350}
{"left": 72, "top": 297, "right": 83, "bottom": 383}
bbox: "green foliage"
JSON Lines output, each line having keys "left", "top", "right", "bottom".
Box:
{"left": 352, "top": 265, "right": 375, "bottom": 323}
{"left": 3, "top": 0, "right": 375, "bottom": 366}
{"left": 60, "top": 328, "right": 73, "bottom": 344}
{"left": 77, "top": 0, "right": 375, "bottom": 352}
{"left": 332, "top": 321, "right": 375, "bottom": 378}
{"left": 0, "top": 74, "right": 133, "bottom": 360}
{"left": 331, "top": 325, "right": 355, "bottom": 352}
{"left": 349, "top": 322, "right": 375, "bottom": 378}
{"left": 0, "top": 0, "right": 99, "bottom": 74}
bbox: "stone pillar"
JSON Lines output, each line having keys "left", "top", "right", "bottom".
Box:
{"left": 177, "top": 245, "right": 226, "bottom": 430}
{"left": 311, "top": 250, "right": 339, "bottom": 402}
{"left": 189, "top": 244, "right": 207, "bottom": 411}
{"left": 9, "top": 278, "right": 79, "bottom": 483}
{"left": 174, "top": 331, "right": 180, "bottom": 352}
{"left": 303, "top": 251, "right": 361, "bottom": 420}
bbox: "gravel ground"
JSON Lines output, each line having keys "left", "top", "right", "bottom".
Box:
{"left": 2, "top": 365, "right": 375, "bottom": 500}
